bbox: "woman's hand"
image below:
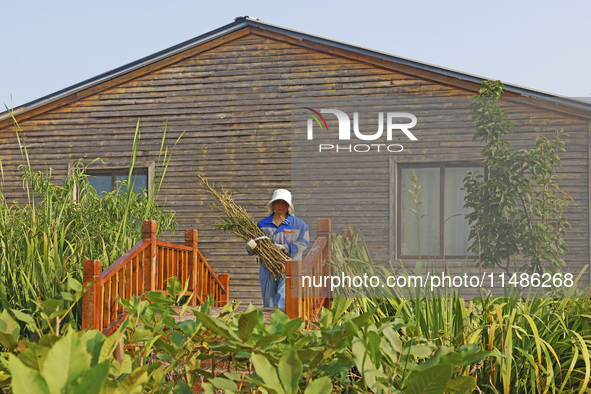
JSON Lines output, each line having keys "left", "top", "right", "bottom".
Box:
{"left": 246, "top": 239, "right": 257, "bottom": 254}
{"left": 274, "top": 243, "right": 288, "bottom": 253}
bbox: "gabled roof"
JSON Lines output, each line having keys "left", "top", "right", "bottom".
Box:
{"left": 3, "top": 16, "right": 591, "bottom": 122}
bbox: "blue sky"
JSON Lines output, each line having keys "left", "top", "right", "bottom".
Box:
{"left": 2, "top": 0, "right": 590, "bottom": 108}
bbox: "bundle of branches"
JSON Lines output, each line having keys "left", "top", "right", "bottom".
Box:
{"left": 198, "top": 175, "right": 287, "bottom": 279}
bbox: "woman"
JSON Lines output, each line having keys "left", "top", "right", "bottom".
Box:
{"left": 246, "top": 189, "right": 309, "bottom": 308}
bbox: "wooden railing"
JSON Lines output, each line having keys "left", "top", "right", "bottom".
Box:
{"left": 82, "top": 220, "right": 230, "bottom": 334}
{"left": 285, "top": 218, "right": 332, "bottom": 321}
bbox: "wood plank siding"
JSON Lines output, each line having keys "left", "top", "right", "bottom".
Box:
{"left": 1, "top": 24, "right": 590, "bottom": 304}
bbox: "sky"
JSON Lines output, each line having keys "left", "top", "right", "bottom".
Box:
{"left": 1, "top": 0, "right": 590, "bottom": 109}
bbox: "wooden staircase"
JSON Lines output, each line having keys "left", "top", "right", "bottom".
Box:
{"left": 81, "top": 218, "right": 333, "bottom": 334}
{"left": 81, "top": 220, "right": 229, "bottom": 334}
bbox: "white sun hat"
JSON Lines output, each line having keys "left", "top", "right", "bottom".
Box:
{"left": 265, "top": 189, "right": 294, "bottom": 214}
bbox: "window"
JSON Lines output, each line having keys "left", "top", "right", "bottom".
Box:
{"left": 86, "top": 169, "right": 148, "bottom": 195}
{"left": 398, "top": 164, "right": 481, "bottom": 259}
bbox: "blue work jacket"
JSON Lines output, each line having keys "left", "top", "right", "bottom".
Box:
{"left": 257, "top": 214, "right": 309, "bottom": 261}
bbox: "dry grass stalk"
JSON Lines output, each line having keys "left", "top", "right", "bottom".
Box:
{"left": 198, "top": 175, "right": 286, "bottom": 279}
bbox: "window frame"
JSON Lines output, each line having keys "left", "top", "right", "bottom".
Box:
{"left": 86, "top": 168, "right": 150, "bottom": 195}
{"left": 69, "top": 161, "right": 155, "bottom": 200}
{"left": 392, "top": 160, "right": 482, "bottom": 260}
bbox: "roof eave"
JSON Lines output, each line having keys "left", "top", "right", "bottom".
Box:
{"left": 2, "top": 16, "right": 591, "bottom": 121}
{"left": 0, "top": 18, "right": 251, "bottom": 121}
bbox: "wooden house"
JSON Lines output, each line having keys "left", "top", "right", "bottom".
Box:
{"left": 2, "top": 17, "right": 591, "bottom": 304}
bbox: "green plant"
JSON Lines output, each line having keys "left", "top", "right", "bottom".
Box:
{"left": 0, "top": 308, "right": 151, "bottom": 393}
{"left": 0, "top": 112, "right": 178, "bottom": 332}
{"left": 331, "top": 228, "right": 591, "bottom": 392}
{"left": 464, "top": 80, "right": 571, "bottom": 273}
{"left": 191, "top": 297, "right": 496, "bottom": 393}
{"left": 0, "top": 278, "right": 210, "bottom": 393}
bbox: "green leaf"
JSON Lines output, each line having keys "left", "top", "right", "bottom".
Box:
{"left": 10, "top": 309, "right": 37, "bottom": 328}
{"left": 381, "top": 326, "right": 402, "bottom": 354}
{"left": 130, "top": 328, "right": 152, "bottom": 344}
{"left": 193, "top": 311, "right": 241, "bottom": 342}
{"left": 365, "top": 330, "right": 382, "bottom": 367}
{"left": 0, "top": 310, "right": 21, "bottom": 350}
{"left": 405, "top": 364, "right": 452, "bottom": 394}
{"left": 60, "top": 292, "right": 74, "bottom": 301}
{"left": 351, "top": 338, "right": 385, "bottom": 389}
{"left": 415, "top": 346, "right": 454, "bottom": 372}
{"left": 79, "top": 330, "right": 106, "bottom": 366}
{"left": 269, "top": 308, "right": 291, "bottom": 334}
{"left": 42, "top": 298, "right": 62, "bottom": 313}
{"left": 42, "top": 330, "right": 92, "bottom": 393}
{"left": 144, "top": 291, "right": 175, "bottom": 305}
{"left": 99, "top": 331, "right": 123, "bottom": 363}
{"left": 279, "top": 317, "right": 303, "bottom": 336}
{"left": 178, "top": 320, "right": 199, "bottom": 338}
{"left": 166, "top": 277, "right": 183, "bottom": 297}
{"left": 65, "top": 360, "right": 109, "bottom": 394}
{"left": 454, "top": 345, "right": 502, "bottom": 367}
{"left": 115, "top": 366, "right": 149, "bottom": 394}
{"left": 445, "top": 375, "right": 477, "bottom": 393}
{"left": 278, "top": 348, "right": 302, "bottom": 394}
{"left": 169, "top": 330, "right": 186, "bottom": 349}
{"left": 8, "top": 354, "right": 50, "bottom": 394}
{"left": 67, "top": 276, "right": 83, "bottom": 293}
{"left": 17, "top": 342, "right": 49, "bottom": 371}
{"left": 407, "top": 344, "right": 433, "bottom": 359}
{"left": 330, "top": 298, "right": 354, "bottom": 322}
{"left": 200, "top": 382, "right": 216, "bottom": 394}
{"left": 251, "top": 353, "right": 283, "bottom": 393}
{"left": 172, "top": 380, "right": 193, "bottom": 393}
{"left": 237, "top": 310, "right": 260, "bottom": 341}
{"left": 209, "top": 377, "right": 239, "bottom": 392}
{"left": 255, "top": 333, "right": 286, "bottom": 348}
{"left": 303, "top": 376, "right": 332, "bottom": 394}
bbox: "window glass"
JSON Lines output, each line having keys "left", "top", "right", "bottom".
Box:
{"left": 443, "top": 167, "right": 480, "bottom": 256}
{"left": 88, "top": 175, "right": 112, "bottom": 195}
{"left": 115, "top": 174, "right": 148, "bottom": 194}
{"left": 399, "top": 164, "right": 480, "bottom": 258}
{"left": 87, "top": 170, "right": 148, "bottom": 195}
{"left": 400, "top": 167, "right": 440, "bottom": 256}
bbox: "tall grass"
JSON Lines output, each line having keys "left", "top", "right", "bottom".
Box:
{"left": 331, "top": 229, "right": 591, "bottom": 392}
{"left": 0, "top": 113, "right": 179, "bottom": 332}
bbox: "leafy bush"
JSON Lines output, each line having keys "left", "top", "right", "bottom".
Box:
{"left": 464, "top": 80, "right": 571, "bottom": 273}
{"left": 0, "top": 282, "right": 498, "bottom": 393}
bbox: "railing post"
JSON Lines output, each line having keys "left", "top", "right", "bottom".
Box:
{"left": 218, "top": 274, "right": 230, "bottom": 306}
{"left": 318, "top": 219, "right": 332, "bottom": 309}
{"left": 142, "top": 220, "right": 157, "bottom": 292}
{"left": 185, "top": 229, "right": 199, "bottom": 306}
{"left": 318, "top": 218, "right": 332, "bottom": 263}
{"left": 82, "top": 259, "right": 101, "bottom": 330}
{"left": 285, "top": 260, "right": 302, "bottom": 320}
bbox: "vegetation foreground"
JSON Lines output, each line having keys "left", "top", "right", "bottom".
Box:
{"left": 0, "top": 281, "right": 590, "bottom": 393}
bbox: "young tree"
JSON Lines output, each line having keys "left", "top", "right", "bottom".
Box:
{"left": 464, "top": 81, "right": 570, "bottom": 273}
